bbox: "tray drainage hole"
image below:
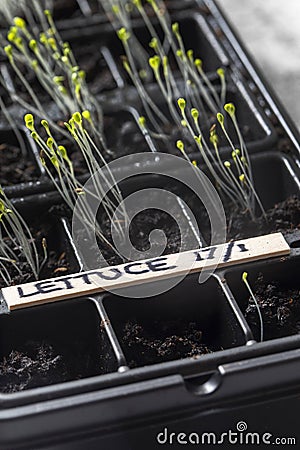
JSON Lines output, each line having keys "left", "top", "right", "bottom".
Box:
{"left": 290, "top": 240, "right": 300, "bottom": 249}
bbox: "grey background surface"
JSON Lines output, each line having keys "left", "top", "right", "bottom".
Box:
{"left": 217, "top": 0, "right": 300, "bottom": 131}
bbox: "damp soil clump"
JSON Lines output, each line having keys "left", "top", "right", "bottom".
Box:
{"left": 121, "top": 319, "right": 217, "bottom": 368}
{"left": 0, "top": 342, "right": 69, "bottom": 393}
{"left": 245, "top": 274, "right": 300, "bottom": 341}
{"left": 0, "top": 326, "right": 108, "bottom": 393}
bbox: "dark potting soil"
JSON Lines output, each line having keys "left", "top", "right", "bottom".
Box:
{"left": 0, "top": 342, "right": 69, "bottom": 393}
{"left": 104, "top": 113, "right": 149, "bottom": 159}
{"left": 0, "top": 327, "right": 109, "bottom": 393}
{"left": 122, "top": 319, "right": 215, "bottom": 368}
{"left": 245, "top": 274, "right": 300, "bottom": 341}
{"left": 72, "top": 208, "right": 183, "bottom": 269}
{"left": 8, "top": 60, "right": 113, "bottom": 108}
{"left": 0, "top": 141, "right": 39, "bottom": 185}
{"left": 7, "top": 49, "right": 114, "bottom": 108}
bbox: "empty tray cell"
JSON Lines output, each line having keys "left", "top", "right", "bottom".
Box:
{"left": 0, "top": 298, "right": 117, "bottom": 393}
{"left": 198, "top": 152, "right": 300, "bottom": 243}
{"left": 250, "top": 154, "right": 300, "bottom": 210}
{"left": 225, "top": 257, "right": 300, "bottom": 342}
{"left": 108, "top": 12, "right": 228, "bottom": 85}
{"left": 103, "top": 273, "right": 246, "bottom": 368}
{"left": 0, "top": 128, "right": 40, "bottom": 187}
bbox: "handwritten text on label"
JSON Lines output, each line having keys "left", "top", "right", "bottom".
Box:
{"left": 1, "top": 233, "right": 290, "bottom": 310}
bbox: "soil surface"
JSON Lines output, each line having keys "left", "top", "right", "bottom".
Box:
{"left": 0, "top": 326, "right": 109, "bottom": 393}
{"left": 121, "top": 319, "right": 215, "bottom": 368}
{"left": 10, "top": 66, "right": 51, "bottom": 105}
{"left": 104, "top": 113, "right": 148, "bottom": 159}
{"left": 245, "top": 274, "right": 300, "bottom": 341}
{"left": 79, "top": 184, "right": 203, "bottom": 268}
{"left": 226, "top": 195, "right": 300, "bottom": 240}
{"left": 0, "top": 141, "right": 39, "bottom": 186}
{"left": 0, "top": 342, "right": 69, "bottom": 393}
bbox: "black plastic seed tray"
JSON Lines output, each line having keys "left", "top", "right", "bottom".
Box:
{"left": 0, "top": 0, "right": 300, "bottom": 448}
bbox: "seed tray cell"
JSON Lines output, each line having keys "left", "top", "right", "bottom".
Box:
{"left": 55, "top": 10, "right": 276, "bottom": 157}
{"left": 0, "top": 298, "right": 117, "bottom": 393}
{"left": 249, "top": 153, "right": 300, "bottom": 209}
{"left": 75, "top": 46, "right": 120, "bottom": 94}
{"left": 102, "top": 273, "right": 248, "bottom": 368}
{"left": 0, "top": 271, "right": 252, "bottom": 396}
{"left": 5, "top": 50, "right": 118, "bottom": 103}
{"left": 225, "top": 255, "right": 300, "bottom": 342}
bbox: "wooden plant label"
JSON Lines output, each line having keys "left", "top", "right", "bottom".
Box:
{"left": 1, "top": 232, "right": 290, "bottom": 311}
